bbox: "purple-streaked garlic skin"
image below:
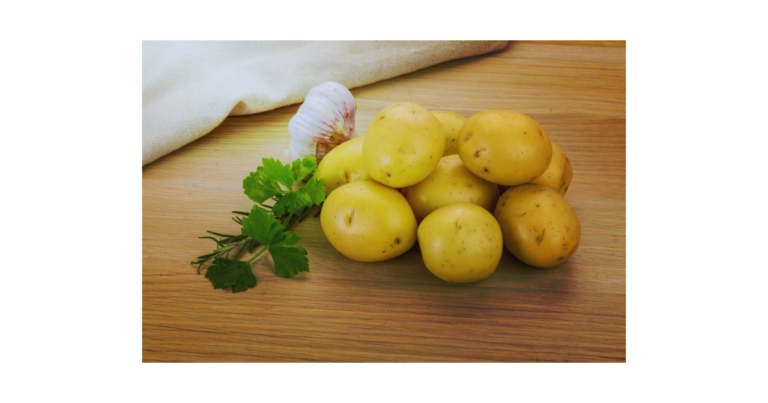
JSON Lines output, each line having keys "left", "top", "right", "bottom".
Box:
{"left": 288, "top": 82, "right": 357, "bottom": 162}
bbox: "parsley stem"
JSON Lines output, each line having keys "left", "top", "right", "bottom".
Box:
{"left": 223, "top": 235, "right": 246, "bottom": 244}
{"left": 298, "top": 207, "right": 312, "bottom": 223}
{"left": 285, "top": 213, "right": 300, "bottom": 231}
{"left": 232, "top": 239, "right": 250, "bottom": 260}
{"left": 247, "top": 246, "right": 268, "bottom": 264}
{"left": 213, "top": 243, "right": 239, "bottom": 254}
{"left": 199, "top": 236, "right": 221, "bottom": 246}
{"left": 293, "top": 208, "right": 307, "bottom": 225}
{"left": 207, "top": 230, "right": 237, "bottom": 238}
{"left": 279, "top": 213, "right": 291, "bottom": 227}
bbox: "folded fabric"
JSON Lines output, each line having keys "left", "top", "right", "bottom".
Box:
{"left": 142, "top": 40, "right": 508, "bottom": 165}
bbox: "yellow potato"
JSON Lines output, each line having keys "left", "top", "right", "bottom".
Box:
{"left": 316, "top": 136, "right": 375, "bottom": 197}
{"left": 530, "top": 142, "right": 573, "bottom": 196}
{"left": 458, "top": 110, "right": 552, "bottom": 186}
{"left": 401, "top": 155, "right": 499, "bottom": 222}
{"left": 494, "top": 184, "right": 581, "bottom": 268}
{"left": 417, "top": 203, "right": 503, "bottom": 283}
{"left": 430, "top": 110, "right": 467, "bottom": 156}
{"left": 498, "top": 143, "right": 573, "bottom": 197}
{"left": 363, "top": 102, "right": 445, "bottom": 188}
{"left": 320, "top": 181, "right": 417, "bottom": 262}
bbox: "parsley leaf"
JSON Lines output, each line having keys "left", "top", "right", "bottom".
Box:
{"left": 262, "top": 158, "right": 295, "bottom": 189}
{"left": 268, "top": 244, "right": 309, "bottom": 278}
{"left": 292, "top": 156, "right": 317, "bottom": 182}
{"left": 243, "top": 166, "right": 284, "bottom": 203}
{"left": 204, "top": 257, "right": 257, "bottom": 293}
{"left": 271, "top": 231, "right": 301, "bottom": 247}
{"left": 302, "top": 177, "right": 327, "bottom": 205}
{"left": 272, "top": 190, "right": 311, "bottom": 217}
{"left": 240, "top": 204, "right": 283, "bottom": 245}
{"left": 238, "top": 189, "right": 310, "bottom": 279}
{"left": 272, "top": 177, "right": 327, "bottom": 217}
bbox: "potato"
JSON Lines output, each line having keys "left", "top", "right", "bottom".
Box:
{"left": 401, "top": 155, "right": 499, "bottom": 222}
{"left": 494, "top": 184, "right": 581, "bottom": 268}
{"left": 316, "top": 136, "right": 375, "bottom": 197}
{"left": 417, "top": 203, "right": 503, "bottom": 283}
{"left": 320, "top": 181, "right": 417, "bottom": 262}
{"left": 530, "top": 142, "right": 573, "bottom": 196}
{"left": 363, "top": 102, "right": 445, "bottom": 188}
{"left": 458, "top": 110, "right": 552, "bottom": 186}
{"left": 497, "top": 143, "right": 573, "bottom": 197}
{"left": 430, "top": 110, "right": 467, "bottom": 156}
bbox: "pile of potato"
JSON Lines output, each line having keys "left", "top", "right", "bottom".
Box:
{"left": 316, "top": 102, "right": 580, "bottom": 283}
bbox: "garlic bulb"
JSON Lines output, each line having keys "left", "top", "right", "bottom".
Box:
{"left": 288, "top": 81, "right": 357, "bottom": 161}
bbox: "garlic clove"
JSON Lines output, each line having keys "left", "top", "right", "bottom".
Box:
{"left": 288, "top": 81, "right": 357, "bottom": 162}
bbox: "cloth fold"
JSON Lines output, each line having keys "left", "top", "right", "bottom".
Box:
{"left": 142, "top": 40, "right": 508, "bottom": 165}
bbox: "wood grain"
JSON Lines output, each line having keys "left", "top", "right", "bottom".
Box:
{"left": 142, "top": 41, "right": 626, "bottom": 362}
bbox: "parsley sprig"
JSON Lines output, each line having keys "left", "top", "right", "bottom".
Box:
{"left": 192, "top": 156, "right": 326, "bottom": 293}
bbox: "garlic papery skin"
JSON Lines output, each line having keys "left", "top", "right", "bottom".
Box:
{"left": 288, "top": 81, "right": 357, "bottom": 162}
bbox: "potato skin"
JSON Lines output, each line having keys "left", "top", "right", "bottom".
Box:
{"left": 320, "top": 181, "right": 417, "bottom": 262}
{"left": 430, "top": 110, "right": 467, "bottom": 156}
{"left": 494, "top": 184, "right": 580, "bottom": 268}
{"left": 458, "top": 110, "right": 552, "bottom": 186}
{"left": 363, "top": 102, "right": 445, "bottom": 188}
{"left": 401, "top": 155, "right": 499, "bottom": 222}
{"left": 530, "top": 142, "right": 573, "bottom": 196}
{"left": 497, "top": 142, "right": 572, "bottom": 197}
{"left": 316, "top": 136, "right": 375, "bottom": 197}
{"left": 418, "top": 203, "right": 503, "bottom": 283}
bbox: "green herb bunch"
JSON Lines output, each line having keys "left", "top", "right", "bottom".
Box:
{"left": 192, "top": 156, "right": 326, "bottom": 293}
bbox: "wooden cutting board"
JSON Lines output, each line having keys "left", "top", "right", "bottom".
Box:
{"left": 142, "top": 40, "right": 626, "bottom": 362}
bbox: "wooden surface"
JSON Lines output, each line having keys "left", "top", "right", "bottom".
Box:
{"left": 143, "top": 41, "right": 626, "bottom": 362}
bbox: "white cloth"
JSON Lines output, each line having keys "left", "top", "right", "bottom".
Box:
{"left": 142, "top": 41, "right": 508, "bottom": 165}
